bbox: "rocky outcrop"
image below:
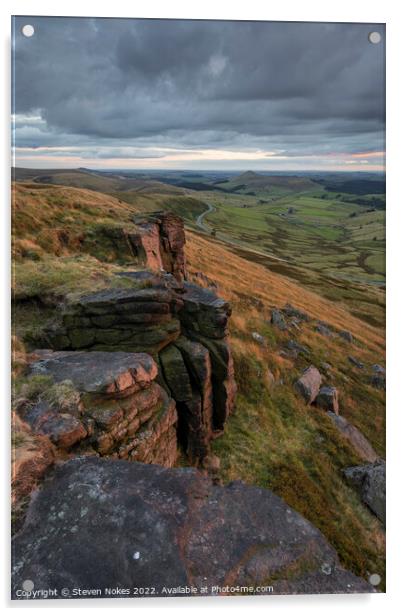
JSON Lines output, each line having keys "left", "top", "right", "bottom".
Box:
{"left": 19, "top": 351, "right": 178, "bottom": 467}
{"left": 344, "top": 461, "right": 385, "bottom": 524}
{"left": 45, "top": 283, "right": 183, "bottom": 355}
{"left": 11, "top": 457, "right": 374, "bottom": 598}
{"left": 81, "top": 212, "right": 187, "bottom": 282}
{"left": 295, "top": 366, "right": 322, "bottom": 404}
{"left": 178, "top": 282, "right": 236, "bottom": 431}
{"left": 328, "top": 413, "right": 379, "bottom": 462}
{"left": 133, "top": 211, "right": 187, "bottom": 281}
{"left": 31, "top": 269, "right": 236, "bottom": 466}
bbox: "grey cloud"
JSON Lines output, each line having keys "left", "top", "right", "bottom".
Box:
{"left": 12, "top": 17, "right": 385, "bottom": 165}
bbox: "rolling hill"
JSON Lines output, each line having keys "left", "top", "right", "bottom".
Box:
{"left": 215, "top": 170, "right": 321, "bottom": 194}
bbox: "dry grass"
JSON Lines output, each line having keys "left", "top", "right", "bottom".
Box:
{"left": 186, "top": 229, "right": 385, "bottom": 587}
{"left": 12, "top": 182, "right": 137, "bottom": 259}
{"left": 186, "top": 231, "right": 384, "bottom": 354}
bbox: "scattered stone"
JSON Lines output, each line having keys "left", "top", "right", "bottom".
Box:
{"left": 327, "top": 413, "right": 379, "bottom": 463}
{"left": 370, "top": 374, "right": 385, "bottom": 390}
{"left": 295, "top": 366, "right": 322, "bottom": 404}
{"left": 339, "top": 330, "right": 353, "bottom": 343}
{"left": 320, "top": 362, "right": 332, "bottom": 372}
{"left": 370, "top": 365, "right": 386, "bottom": 389}
{"left": 271, "top": 309, "right": 287, "bottom": 331}
{"left": 344, "top": 461, "right": 385, "bottom": 524}
{"left": 11, "top": 457, "right": 374, "bottom": 598}
{"left": 286, "top": 339, "right": 309, "bottom": 357}
{"left": 282, "top": 304, "right": 311, "bottom": 322}
{"left": 348, "top": 356, "right": 364, "bottom": 369}
{"left": 315, "top": 322, "right": 333, "bottom": 337}
{"left": 252, "top": 332, "right": 266, "bottom": 345}
{"left": 316, "top": 387, "right": 339, "bottom": 414}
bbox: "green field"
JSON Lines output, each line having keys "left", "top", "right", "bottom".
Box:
{"left": 194, "top": 189, "right": 385, "bottom": 286}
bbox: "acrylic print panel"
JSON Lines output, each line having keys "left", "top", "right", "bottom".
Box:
{"left": 11, "top": 16, "right": 385, "bottom": 600}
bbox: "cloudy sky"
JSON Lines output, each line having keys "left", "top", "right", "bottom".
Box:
{"left": 12, "top": 17, "right": 385, "bottom": 171}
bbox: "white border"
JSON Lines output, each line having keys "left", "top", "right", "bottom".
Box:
{"left": 2, "top": 1, "right": 402, "bottom": 614}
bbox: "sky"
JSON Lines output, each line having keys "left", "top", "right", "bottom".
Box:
{"left": 12, "top": 17, "right": 385, "bottom": 172}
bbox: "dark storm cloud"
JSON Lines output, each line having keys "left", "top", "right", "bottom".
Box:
{"left": 12, "top": 17, "right": 385, "bottom": 165}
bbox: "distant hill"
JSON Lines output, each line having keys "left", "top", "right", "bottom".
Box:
{"left": 12, "top": 167, "right": 183, "bottom": 196}
{"left": 218, "top": 171, "right": 320, "bottom": 193}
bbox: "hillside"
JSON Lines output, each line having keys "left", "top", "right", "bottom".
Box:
{"left": 12, "top": 167, "right": 183, "bottom": 195}
{"left": 215, "top": 170, "right": 320, "bottom": 194}
{"left": 11, "top": 181, "right": 385, "bottom": 590}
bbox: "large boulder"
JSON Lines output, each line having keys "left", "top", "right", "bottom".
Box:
{"left": 11, "top": 457, "right": 374, "bottom": 598}
{"left": 294, "top": 366, "right": 322, "bottom": 404}
{"left": 343, "top": 461, "right": 385, "bottom": 524}
{"left": 327, "top": 413, "right": 379, "bottom": 462}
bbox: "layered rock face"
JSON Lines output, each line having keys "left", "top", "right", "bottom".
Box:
{"left": 19, "top": 351, "right": 178, "bottom": 467}
{"left": 46, "top": 283, "right": 183, "bottom": 355}
{"left": 11, "top": 457, "right": 374, "bottom": 598}
{"left": 34, "top": 271, "right": 236, "bottom": 465}
{"left": 131, "top": 211, "right": 187, "bottom": 281}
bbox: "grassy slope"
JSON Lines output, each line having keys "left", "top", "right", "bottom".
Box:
{"left": 186, "top": 230, "right": 385, "bottom": 585}
{"left": 12, "top": 182, "right": 385, "bottom": 587}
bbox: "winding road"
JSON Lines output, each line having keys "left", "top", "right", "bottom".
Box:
{"left": 196, "top": 202, "right": 215, "bottom": 232}
{"left": 194, "top": 201, "right": 288, "bottom": 263}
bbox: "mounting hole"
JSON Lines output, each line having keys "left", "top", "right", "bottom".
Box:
{"left": 369, "top": 573, "right": 381, "bottom": 586}
{"left": 368, "top": 31, "right": 381, "bottom": 44}
{"left": 22, "top": 579, "right": 34, "bottom": 592}
{"left": 22, "top": 24, "right": 35, "bottom": 38}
